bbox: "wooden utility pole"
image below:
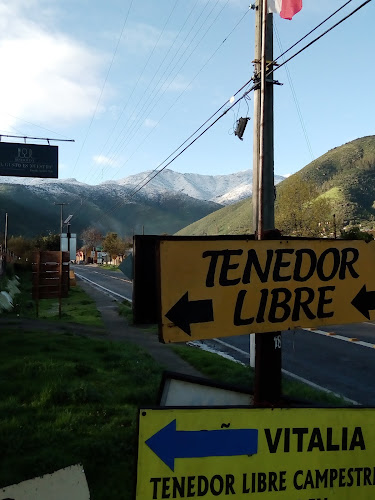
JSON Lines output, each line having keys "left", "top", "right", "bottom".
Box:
{"left": 252, "top": 0, "right": 282, "bottom": 405}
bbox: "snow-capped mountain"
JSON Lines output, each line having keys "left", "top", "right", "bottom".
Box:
{"left": 1, "top": 168, "right": 285, "bottom": 206}
{"left": 113, "top": 168, "right": 285, "bottom": 205}
{"left": 0, "top": 168, "right": 285, "bottom": 238}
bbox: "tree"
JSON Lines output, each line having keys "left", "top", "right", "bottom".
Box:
{"left": 80, "top": 227, "right": 103, "bottom": 250}
{"left": 7, "top": 236, "right": 33, "bottom": 260}
{"left": 341, "top": 226, "right": 374, "bottom": 242}
{"left": 275, "top": 177, "right": 333, "bottom": 237}
{"left": 34, "top": 233, "right": 60, "bottom": 251}
{"left": 102, "top": 232, "right": 126, "bottom": 261}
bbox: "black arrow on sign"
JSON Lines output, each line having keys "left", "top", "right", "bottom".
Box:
{"left": 351, "top": 285, "right": 375, "bottom": 320}
{"left": 165, "top": 292, "right": 214, "bottom": 335}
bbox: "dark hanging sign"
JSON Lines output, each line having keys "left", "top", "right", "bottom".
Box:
{"left": 0, "top": 142, "right": 58, "bottom": 178}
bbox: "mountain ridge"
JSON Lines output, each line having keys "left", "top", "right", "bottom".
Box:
{"left": 177, "top": 136, "right": 375, "bottom": 236}
{"left": 1, "top": 168, "right": 285, "bottom": 206}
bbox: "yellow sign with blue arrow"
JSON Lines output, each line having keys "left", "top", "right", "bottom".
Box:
{"left": 136, "top": 407, "right": 375, "bottom": 499}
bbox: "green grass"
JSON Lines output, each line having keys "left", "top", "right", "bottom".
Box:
{"left": 0, "top": 268, "right": 353, "bottom": 500}
{"left": 0, "top": 328, "right": 163, "bottom": 498}
{"left": 173, "top": 344, "right": 350, "bottom": 406}
{"left": 176, "top": 198, "right": 253, "bottom": 236}
{"left": 118, "top": 300, "right": 133, "bottom": 324}
{"left": 2, "top": 270, "right": 104, "bottom": 328}
{"left": 35, "top": 287, "right": 104, "bottom": 327}
{"left": 100, "top": 264, "right": 120, "bottom": 271}
{"left": 317, "top": 186, "right": 343, "bottom": 201}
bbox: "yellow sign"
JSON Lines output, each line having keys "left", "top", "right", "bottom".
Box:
{"left": 136, "top": 407, "right": 375, "bottom": 499}
{"left": 158, "top": 239, "right": 375, "bottom": 342}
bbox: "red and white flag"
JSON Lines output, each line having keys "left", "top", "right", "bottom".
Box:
{"left": 268, "top": 0, "right": 302, "bottom": 20}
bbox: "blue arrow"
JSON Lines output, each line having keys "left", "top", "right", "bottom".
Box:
{"left": 145, "top": 419, "right": 258, "bottom": 471}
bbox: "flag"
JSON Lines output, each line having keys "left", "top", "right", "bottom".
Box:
{"left": 268, "top": 0, "right": 302, "bottom": 20}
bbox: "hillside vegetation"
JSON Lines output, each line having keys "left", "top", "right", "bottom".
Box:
{"left": 0, "top": 184, "right": 220, "bottom": 239}
{"left": 177, "top": 136, "right": 375, "bottom": 236}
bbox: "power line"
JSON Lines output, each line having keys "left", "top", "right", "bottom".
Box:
{"left": 1, "top": 113, "right": 72, "bottom": 139}
{"left": 71, "top": 6, "right": 251, "bottom": 219}
{"left": 70, "top": 0, "right": 135, "bottom": 177}
{"left": 94, "top": 0, "right": 372, "bottom": 223}
{"left": 93, "top": 0, "right": 235, "bottom": 185}
{"left": 96, "top": 6, "right": 251, "bottom": 186}
{"left": 271, "top": 0, "right": 372, "bottom": 73}
{"left": 89, "top": 0, "right": 227, "bottom": 185}
{"left": 272, "top": 0, "right": 355, "bottom": 66}
{"left": 274, "top": 24, "right": 314, "bottom": 161}
{"left": 90, "top": 0, "right": 360, "bottom": 188}
{"left": 80, "top": 0, "right": 197, "bottom": 186}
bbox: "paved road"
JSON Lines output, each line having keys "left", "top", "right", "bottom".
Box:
{"left": 73, "top": 264, "right": 375, "bottom": 405}
{"left": 211, "top": 324, "right": 375, "bottom": 405}
{"left": 73, "top": 264, "right": 133, "bottom": 301}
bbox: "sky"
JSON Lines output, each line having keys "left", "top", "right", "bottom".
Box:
{"left": 0, "top": 0, "right": 373, "bottom": 186}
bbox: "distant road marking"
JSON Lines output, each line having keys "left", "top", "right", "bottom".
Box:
{"left": 211, "top": 338, "right": 359, "bottom": 405}
{"left": 75, "top": 272, "right": 132, "bottom": 302}
{"left": 107, "top": 275, "right": 132, "bottom": 284}
{"left": 85, "top": 269, "right": 132, "bottom": 283}
{"left": 302, "top": 328, "right": 375, "bottom": 349}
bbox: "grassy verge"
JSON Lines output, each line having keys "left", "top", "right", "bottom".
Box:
{"left": 115, "top": 296, "right": 350, "bottom": 406}
{"left": 0, "top": 328, "right": 163, "bottom": 499}
{"left": 0, "top": 267, "right": 352, "bottom": 499}
{"left": 3, "top": 270, "right": 104, "bottom": 328}
{"left": 118, "top": 300, "right": 133, "bottom": 324}
{"left": 100, "top": 264, "right": 120, "bottom": 271}
{"left": 34, "top": 287, "right": 104, "bottom": 327}
{"left": 173, "top": 344, "right": 350, "bottom": 406}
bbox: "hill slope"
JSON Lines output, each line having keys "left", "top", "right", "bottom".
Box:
{"left": 177, "top": 136, "right": 375, "bottom": 236}
{"left": 0, "top": 182, "right": 221, "bottom": 238}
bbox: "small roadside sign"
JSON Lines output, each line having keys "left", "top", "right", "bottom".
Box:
{"left": 158, "top": 239, "right": 375, "bottom": 343}
{"left": 136, "top": 407, "right": 375, "bottom": 499}
{"left": 0, "top": 141, "right": 58, "bottom": 178}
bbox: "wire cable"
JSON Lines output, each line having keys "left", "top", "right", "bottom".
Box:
{"left": 70, "top": 0, "right": 135, "bottom": 177}
{"left": 94, "top": 0, "right": 237, "bottom": 185}
{"left": 98, "top": 6, "right": 251, "bottom": 186}
{"left": 90, "top": 0, "right": 225, "bottom": 185}
{"left": 80, "top": 0, "right": 200, "bottom": 185}
{"left": 271, "top": 0, "right": 355, "bottom": 66}
{"left": 72, "top": 5, "right": 251, "bottom": 219}
{"left": 94, "top": 0, "right": 372, "bottom": 223}
{"left": 271, "top": 0, "right": 371, "bottom": 71}
{"left": 274, "top": 24, "right": 314, "bottom": 160}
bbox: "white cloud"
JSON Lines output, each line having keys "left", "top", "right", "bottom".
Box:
{"left": 0, "top": 2, "right": 107, "bottom": 132}
{"left": 93, "top": 155, "right": 117, "bottom": 167}
{"left": 144, "top": 118, "right": 158, "bottom": 128}
{"left": 122, "top": 23, "right": 175, "bottom": 54}
{"left": 162, "top": 75, "right": 192, "bottom": 93}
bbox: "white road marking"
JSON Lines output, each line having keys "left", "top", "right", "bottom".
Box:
{"left": 211, "top": 338, "right": 360, "bottom": 406}
{"left": 107, "top": 275, "right": 132, "bottom": 284}
{"left": 75, "top": 272, "right": 132, "bottom": 302}
{"left": 302, "top": 328, "right": 375, "bottom": 349}
{"left": 82, "top": 269, "right": 132, "bottom": 283}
